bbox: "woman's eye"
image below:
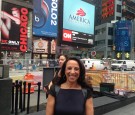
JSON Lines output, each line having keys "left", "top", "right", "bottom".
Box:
{"left": 67, "top": 67, "right": 79, "bottom": 71}
{"left": 74, "top": 68, "right": 79, "bottom": 71}
{"left": 67, "top": 67, "right": 72, "bottom": 70}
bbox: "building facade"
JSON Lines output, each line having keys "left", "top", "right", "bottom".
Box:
{"left": 0, "top": 0, "right": 58, "bottom": 62}
{"left": 95, "top": 0, "right": 135, "bottom": 59}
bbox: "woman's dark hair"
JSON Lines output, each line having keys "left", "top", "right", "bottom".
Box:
{"left": 57, "top": 54, "right": 68, "bottom": 60}
{"left": 57, "top": 57, "right": 92, "bottom": 89}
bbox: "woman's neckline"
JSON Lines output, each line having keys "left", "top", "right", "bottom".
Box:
{"left": 60, "top": 82, "right": 82, "bottom": 90}
{"left": 60, "top": 88, "right": 82, "bottom": 90}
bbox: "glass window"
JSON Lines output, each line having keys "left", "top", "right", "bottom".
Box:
{"left": 116, "top": 16, "right": 121, "bottom": 20}
{"left": 117, "top": 5, "right": 121, "bottom": 13}
{"left": 108, "top": 27, "right": 113, "bottom": 36}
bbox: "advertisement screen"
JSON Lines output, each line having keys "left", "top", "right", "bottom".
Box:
{"left": 63, "top": 0, "right": 95, "bottom": 34}
{"left": 62, "top": 0, "right": 95, "bottom": 44}
{"left": 114, "top": 20, "right": 131, "bottom": 52}
{"left": 33, "top": 0, "right": 58, "bottom": 37}
{"left": 1, "top": 2, "right": 28, "bottom": 52}
{"left": 102, "top": 0, "right": 114, "bottom": 19}
{"left": 63, "top": 29, "right": 93, "bottom": 44}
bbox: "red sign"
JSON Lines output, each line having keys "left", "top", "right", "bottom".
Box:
{"left": 62, "top": 29, "right": 72, "bottom": 42}
{"left": 91, "top": 51, "right": 96, "bottom": 56}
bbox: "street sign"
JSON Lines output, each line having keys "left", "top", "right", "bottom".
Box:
{"left": 91, "top": 51, "right": 96, "bottom": 56}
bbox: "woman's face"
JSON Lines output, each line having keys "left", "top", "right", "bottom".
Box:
{"left": 58, "top": 55, "right": 66, "bottom": 67}
{"left": 12, "top": 10, "right": 20, "bottom": 18}
{"left": 65, "top": 60, "right": 80, "bottom": 83}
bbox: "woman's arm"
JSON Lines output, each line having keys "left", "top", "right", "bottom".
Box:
{"left": 1, "top": 11, "right": 20, "bottom": 24}
{"left": 46, "top": 94, "right": 55, "bottom": 115}
{"left": 85, "top": 97, "right": 94, "bottom": 115}
{"left": 1, "top": 19, "right": 10, "bottom": 39}
{"left": 1, "top": 11, "right": 11, "bottom": 39}
{"left": 48, "top": 81, "right": 53, "bottom": 89}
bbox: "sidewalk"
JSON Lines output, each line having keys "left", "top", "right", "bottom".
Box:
{"left": 9, "top": 70, "right": 135, "bottom": 115}
{"left": 28, "top": 110, "right": 45, "bottom": 115}
{"left": 104, "top": 102, "right": 135, "bottom": 115}
{"left": 15, "top": 90, "right": 135, "bottom": 115}
{"left": 11, "top": 90, "right": 47, "bottom": 115}
{"left": 27, "top": 102, "right": 135, "bottom": 115}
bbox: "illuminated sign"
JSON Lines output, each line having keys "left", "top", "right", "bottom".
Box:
{"left": 1, "top": 2, "right": 28, "bottom": 52}
{"left": 62, "top": 0, "right": 95, "bottom": 45}
{"left": 33, "top": 0, "right": 58, "bottom": 37}
{"left": 63, "top": 0, "right": 95, "bottom": 34}
{"left": 62, "top": 29, "right": 93, "bottom": 44}
{"left": 114, "top": 20, "right": 132, "bottom": 52}
{"left": 102, "top": 0, "right": 114, "bottom": 19}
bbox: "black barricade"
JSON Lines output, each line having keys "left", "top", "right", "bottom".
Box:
{"left": 37, "top": 82, "right": 41, "bottom": 112}
{"left": 11, "top": 80, "right": 41, "bottom": 114}
{"left": 15, "top": 80, "right": 19, "bottom": 115}
{"left": 19, "top": 81, "right": 23, "bottom": 112}
{"left": 11, "top": 83, "right": 15, "bottom": 114}
{"left": 23, "top": 81, "right": 26, "bottom": 111}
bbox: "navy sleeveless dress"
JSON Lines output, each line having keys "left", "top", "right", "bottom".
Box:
{"left": 49, "top": 85, "right": 92, "bottom": 115}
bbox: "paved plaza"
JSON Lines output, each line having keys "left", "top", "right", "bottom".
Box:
{"left": 27, "top": 100, "right": 135, "bottom": 115}
{"left": 9, "top": 69, "right": 135, "bottom": 115}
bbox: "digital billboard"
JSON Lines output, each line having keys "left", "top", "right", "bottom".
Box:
{"left": 102, "top": 0, "right": 114, "bottom": 19}
{"left": 114, "top": 20, "right": 132, "bottom": 52}
{"left": 1, "top": 2, "right": 28, "bottom": 52}
{"left": 33, "top": 0, "right": 58, "bottom": 37}
{"left": 62, "top": 0, "right": 95, "bottom": 45}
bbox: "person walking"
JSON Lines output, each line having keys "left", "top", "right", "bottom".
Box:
{"left": 46, "top": 57, "right": 94, "bottom": 115}
{"left": 44, "top": 54, "right": 68, "bottom": 98}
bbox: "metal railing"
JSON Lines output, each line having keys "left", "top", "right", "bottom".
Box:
{"left": 11, "top": 80, "right": 41, "bottom": 115}
{"left": 86, "top": 70, "right": 135, "bottom": 92}
{"left": 2, "top": 59, "right": 59, "bottom": 71}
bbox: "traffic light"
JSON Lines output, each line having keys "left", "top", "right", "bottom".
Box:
{"left": 125, "top": 52, "right": 130, "bottom": 58}
{"left": 116, "top": 52, "right": 121, "bottom": 58}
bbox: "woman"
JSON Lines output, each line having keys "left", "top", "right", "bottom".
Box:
{"left": 44, "top": 54, "right": 68, "bottom": 97}
{"left": 1, "top": 7, "right": 20, "bottom": 39}
{"left": 46, "top": 57, "right": 94, "bottom": 115}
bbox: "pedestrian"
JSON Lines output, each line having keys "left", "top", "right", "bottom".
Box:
{"left": 46, "top": 57, "right": 94, "bottom": 115}
{"left": 44, "top": 54, "right": 68, "bottom": 98}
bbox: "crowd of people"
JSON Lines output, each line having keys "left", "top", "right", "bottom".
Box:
{"left": 44, "top": 54, "right": 94, "bottom": 115}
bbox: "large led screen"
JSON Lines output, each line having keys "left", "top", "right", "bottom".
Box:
{"left": 33, "top": 0, "right": 58, "bottom": 37}
{"left": 62, "top": 0, "right": 95, "bottom": 45}
{"left": 114, "top": 20, "right": 132, "bottom": 52}
{"left": 63, "top": 0, "right": 95, "bottom": 34}
{"left": 1, "top": 2, "right": 28, "bottom": 52}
